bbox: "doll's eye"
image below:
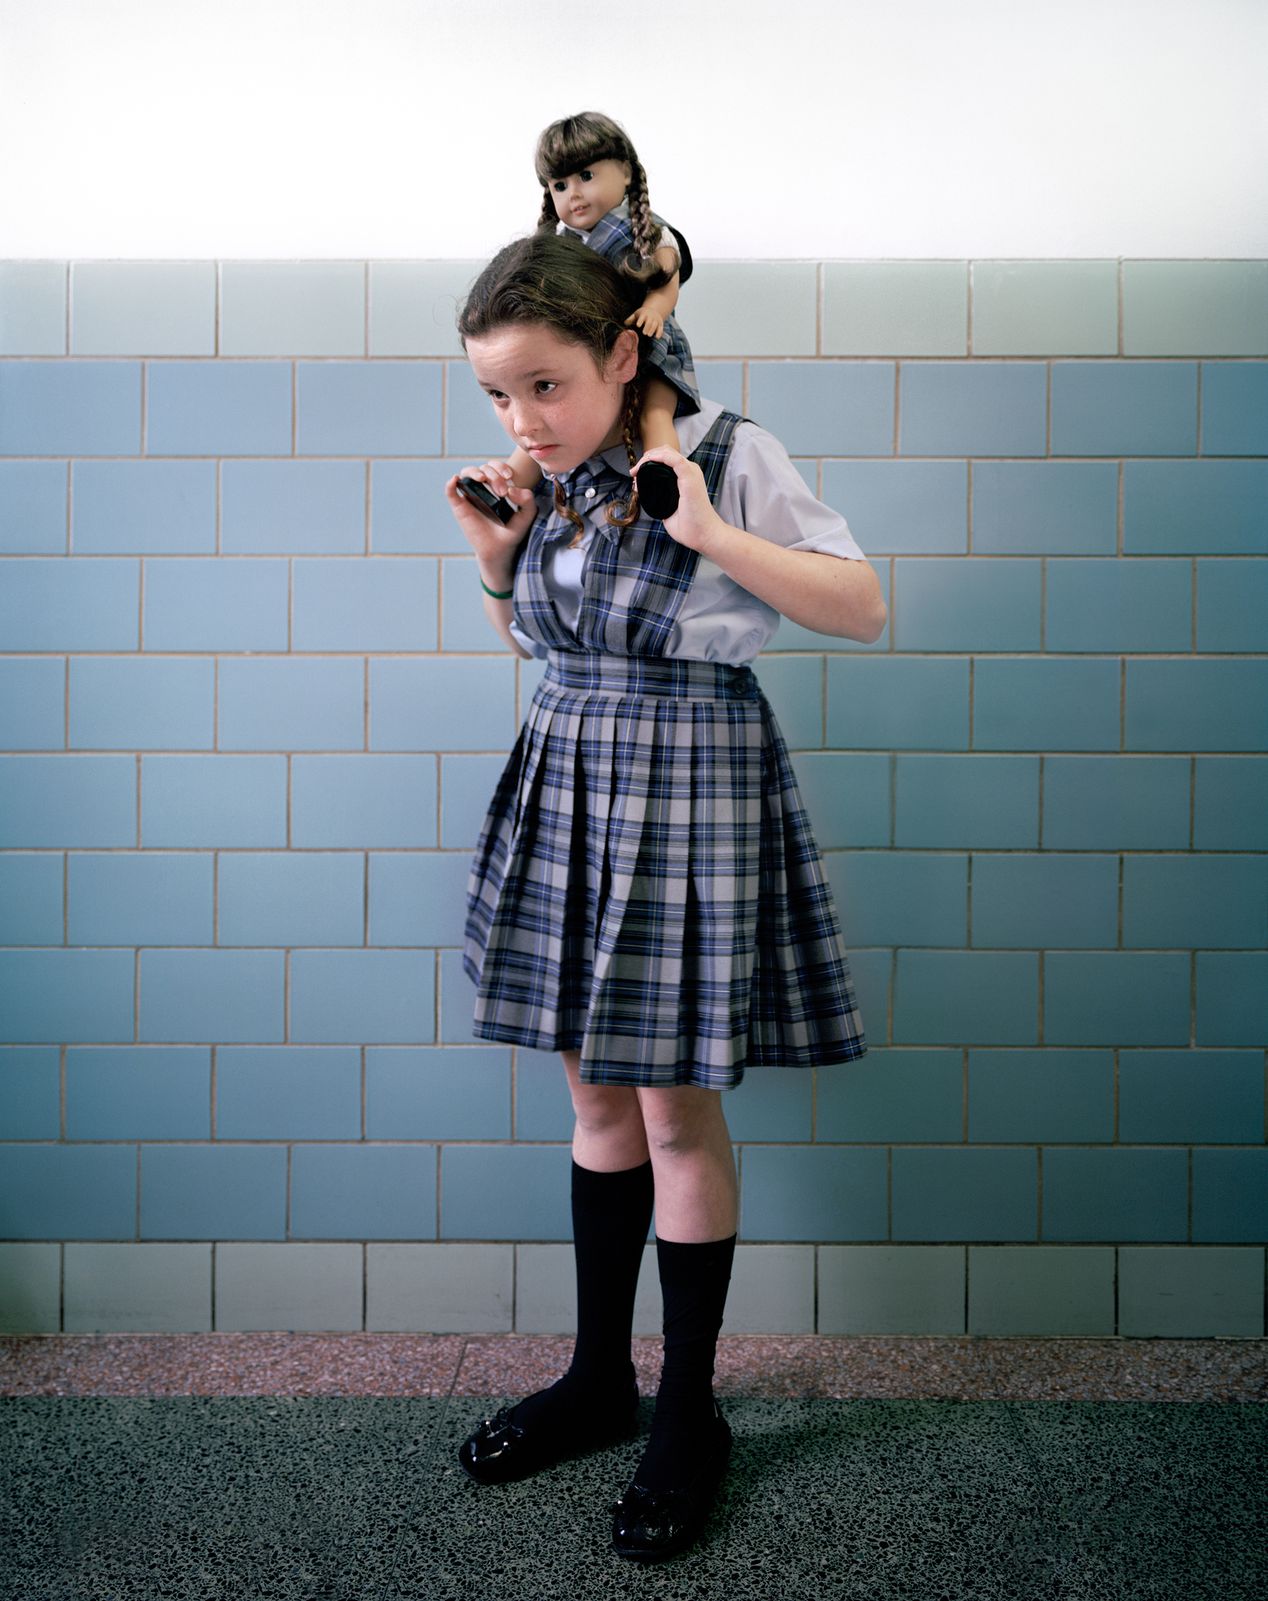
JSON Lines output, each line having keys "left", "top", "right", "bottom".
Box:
{"left": 551, "top": 180, "right": 567, "bottom": 192}
{"left": 579, "top": 170, "right": 593, "bottom": 182}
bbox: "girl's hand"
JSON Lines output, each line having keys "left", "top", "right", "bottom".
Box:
{"left": 444, "top": 461, "right": 538, "bottom": 581}
{"left": 625, "top": 306, "right": 665, "bottom": 341}
{"left": 633, "top": 447, "right": 725, "bottom": 556}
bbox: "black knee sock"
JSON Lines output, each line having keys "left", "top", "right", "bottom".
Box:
{"left": 635, "top": 1233, "right": 736, "bottom": 1490}
{"left": 509, "top": 1159, "right": 654, "bottom": 1431}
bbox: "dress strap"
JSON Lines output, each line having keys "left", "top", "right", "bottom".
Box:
{"left": 689, "top": 411, "right": 746, "bottom": 508}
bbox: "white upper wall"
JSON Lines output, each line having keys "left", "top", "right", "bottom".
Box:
{"left": 1, "top": 0, "right": 1264, "bottom": 259}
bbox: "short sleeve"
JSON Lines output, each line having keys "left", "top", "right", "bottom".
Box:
{"left": 723, "top": 422, "right": 867, "bottom": 560}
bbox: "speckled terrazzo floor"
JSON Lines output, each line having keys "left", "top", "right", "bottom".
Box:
{"left": 3, "top": 1337, "right": 1267, "bottom": 1600}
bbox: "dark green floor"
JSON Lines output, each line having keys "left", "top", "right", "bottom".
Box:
{"left": 3, "top": 1395, "right": 1265, "bottom": 1600}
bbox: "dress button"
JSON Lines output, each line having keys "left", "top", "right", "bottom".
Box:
{"left": 585, "top": 487, "right": 596, "bottom": 499}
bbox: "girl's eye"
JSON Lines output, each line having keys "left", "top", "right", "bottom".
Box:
{"left": 535, "top": 381, "right": 557, "bottom": 395}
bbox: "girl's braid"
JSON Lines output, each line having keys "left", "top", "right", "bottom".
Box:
{"left": 555, "top": 479, "right": 587, "bottom": 545}
{"left": 606, "top": 377, "right": 645, "bottom": 531}
{"left": 562, "top": 377, "right": 644, "bottom": 545}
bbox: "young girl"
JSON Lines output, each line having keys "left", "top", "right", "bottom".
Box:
{"left": 444, "top": 233, "right": 886, "bottom": 1562}
{"left": 501, "top": 110, "right": 699, "bottom": 495}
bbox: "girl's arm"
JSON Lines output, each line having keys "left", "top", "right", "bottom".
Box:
{"left": 633, "top": 446, "right": 888, "bottom": 643}
{"left": 625, "top": 246, "right": 681, "bottom": 341}
{"left": 444, "top": 461, "right": 536, "bottom": 659}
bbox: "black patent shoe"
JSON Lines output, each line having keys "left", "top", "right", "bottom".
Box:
{"left": 458, "top": 1386, "right": 640, "bottom": 1486}
{"left": 610, "top": 1404, "right": 732, "bottom": 1561}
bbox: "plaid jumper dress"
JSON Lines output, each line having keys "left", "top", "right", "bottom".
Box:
{"left": 463, "top": 410, "right": 866, "bottom": 1089}
{"left": 565, "top": 207, "right": 700, "bottom": 419}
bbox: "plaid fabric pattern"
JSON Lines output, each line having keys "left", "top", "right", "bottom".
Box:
{"left": 513, "top": 411, "right": 744, "bottom": 657}
{"left": 465, "top": 411, "right": 866, "bottom": 1088}
{"left": 574, "top": 207, "right": 700, "bottom": 417}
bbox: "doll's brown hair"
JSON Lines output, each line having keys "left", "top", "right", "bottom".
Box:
{"left": 533, "top": 111, "right": 677, "bottom": 290}
{"left": 459, "top": 233, "right": 647, "bottom": 533}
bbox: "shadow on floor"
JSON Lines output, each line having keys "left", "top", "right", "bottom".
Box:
{"left": 3, "top": 1394, "right": 1266, "bottom": 1599}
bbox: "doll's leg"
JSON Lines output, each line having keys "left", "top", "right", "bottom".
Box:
{"left": 639, "top": 376, "right": 683, "bottom": 455}
{"left": 505, "top": 444, "right": 544, "bottom": 491}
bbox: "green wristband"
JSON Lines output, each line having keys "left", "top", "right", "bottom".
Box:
{"left": 480, "top": 577, "right": 514, "bottom": 600}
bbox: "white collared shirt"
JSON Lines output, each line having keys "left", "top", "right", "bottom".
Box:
{"left": 509, "top": 398, "right": 867, "bottom": 665}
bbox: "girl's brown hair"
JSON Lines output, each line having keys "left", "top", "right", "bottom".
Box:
{"left": 459, "top": 232, "right": 647, "bottom": 534}
{"left": 533, "top": 111, "right": 676, "bottom": 290}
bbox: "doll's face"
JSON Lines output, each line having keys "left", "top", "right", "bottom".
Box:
{"left": 467, "top": 321, "right": 640, "bottom": 476}
{"left": 546, "top": 158, "right": 631, "bottom": 231}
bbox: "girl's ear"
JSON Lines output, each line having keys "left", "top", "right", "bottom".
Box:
{"left": 608, "top": 326, "right": 640, "bottom": 384}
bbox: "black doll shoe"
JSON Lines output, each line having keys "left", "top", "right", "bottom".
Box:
{"left": 610, "top": 1403, "right": 732, "bottom": 1561}
{"left": 458, "top": 1383, "right": 640, "bottom": 1486}
{"left": 635, "top": 460, "right": 680, "bottom": 520}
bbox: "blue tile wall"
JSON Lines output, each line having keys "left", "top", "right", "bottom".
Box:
{"left": 143, "top": 560, "right": 290, "bottom": 652}
{"left": 1201, "top": 362, "right": 1268, "bottom": 455}
{"left": 365, "top": 1047, "right": 512, "bottom": 1142}
{"left": 972, "top": 462, "right": 1118, "bottom": 556}
{"left": 2, "top": 257, "right": 1264, "bottom": 1338}
{"left": 0, "top": 1047, "right": 60, "bottom": 1139}
{"left": 221, "top": 462, "right": 366, "bottom": 555}
{"left": 0, "top": 461, "right": 67, "bottom": 553}
{"left": 1046, "top": 560, "right": 1192, "bottom": 654}
{"left": 73, "top": 462, "right": 217, "bottom": 555}
{"left": 0, "top": 658, "right": 65, "bottom": 749}
{"left": 290, "top": 1145, "right": 437, "bottom": 1240}
{"left": 0, "top": 854, "right": 63, "bottom": 945}
{"left": 900, "top": 363, "right": 1046, "bottom": 457}
{"left": 1122, "top": 461, "right": 1268, "bottom": 555}
{"left": 65, "top": 1047, "right": 211, "bottom": 1141}
{"left": 215, "top": 1047, "right": 362, "bottom": 1141}
{"left": 1050, "top": 362, "right": 1198, "bottom": 456}
{"left": 1, "top": 558, "right": 138, "bottom": 651}
{"left": 146, "top": 363, "right": 292, "bottom": 456}
{"left": 67, "top": 853, "right": 214, "bottom": 946}
{"left": 296, "top": 362, "right": 442, "bottom": 456}
{"left": 972, "top": 659, "right": 1120, "bottom": 751}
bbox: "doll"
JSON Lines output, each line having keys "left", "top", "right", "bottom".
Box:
{"left": 500, "top": 111, "right": 700, "bottom": 495}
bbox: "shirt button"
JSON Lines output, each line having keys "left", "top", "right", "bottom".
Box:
{"left": 585, "top": 487, "right": 596, "bottom": 499}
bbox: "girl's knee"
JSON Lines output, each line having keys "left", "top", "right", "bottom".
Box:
{"left": 563, "top": 1055, "right": 642, "bottom": 1137}
{"left": 637, "top": 1086, "right": 729, "bottom": 1155}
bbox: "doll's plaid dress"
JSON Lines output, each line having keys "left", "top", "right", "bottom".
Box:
{"left": 463, "top": 409, "right": 866, "bottom": 1089}
{"left": 559, "top": 206, "right": 700, "bottom": 420}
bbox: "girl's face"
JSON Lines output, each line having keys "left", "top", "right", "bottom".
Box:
{"left": 546, "top": 158, "right": 631, "bottom": 231}
{"left": 467, "top": 321, "right": 640, "bottom": 476}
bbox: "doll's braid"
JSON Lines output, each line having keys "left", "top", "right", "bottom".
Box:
{"left": 536, "top": 188, "right": 557, "bottom": 233}
{"left": 624, "top": 161, "right": 666, "bottom": 279}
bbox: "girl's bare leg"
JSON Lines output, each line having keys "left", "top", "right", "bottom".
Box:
{"left": 562, "top": 1050, "right": 648, "bottom": 1170}
{"left": 635, "top": 1084, "right": 737, "bottom": 1241}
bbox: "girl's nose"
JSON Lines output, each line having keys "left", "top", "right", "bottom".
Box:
{"left": 510, "top": 397, "right": 540, "bottom": 439}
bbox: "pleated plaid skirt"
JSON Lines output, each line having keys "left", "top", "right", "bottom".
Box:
{"left": 463, "top": 652, "right": 865, "bottom": 1089}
